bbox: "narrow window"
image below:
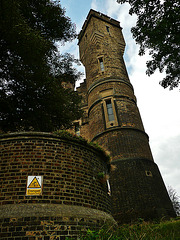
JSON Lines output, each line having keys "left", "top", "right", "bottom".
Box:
{"left": 106, "top": 100, "right": 114, "bottom": 121}
{"left": 107, "top": 179, "right": 111, "bottom": 196}
{"left": 103, "top": 98, "right": 118, "bottom": 128}
{"left": 106, "top": 26, "right": 110, "bottom": 33}
{"left": 99, "top": 57, "right": 104, "bottom": 71}
{"left": 75, "top": 122, "right": 80, "bottom": 136}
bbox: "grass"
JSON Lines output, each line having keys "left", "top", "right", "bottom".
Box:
{"left": 66, "top": 217, "right": 180, "bottom": 240}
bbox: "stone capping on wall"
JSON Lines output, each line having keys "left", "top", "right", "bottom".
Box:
{"left": 0, "top": 131, "right": 110, "bottom": 164}
{"left": 0, "top": 204, "right": 116, "bottom": 222}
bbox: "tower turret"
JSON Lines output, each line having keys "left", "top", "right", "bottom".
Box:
{"left": 78, "top": 9, "right": 175, "bottom": 223}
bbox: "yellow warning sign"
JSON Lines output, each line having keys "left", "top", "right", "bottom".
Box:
{"left": 26, "top": 176, "right": 43, "bottom": 196}
{"left": 28, "top": 177, "right": 41, "bottom": 188}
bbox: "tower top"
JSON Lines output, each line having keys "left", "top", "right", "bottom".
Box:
{"left": 78, "top": 9, "right": 122, "bottom": 44}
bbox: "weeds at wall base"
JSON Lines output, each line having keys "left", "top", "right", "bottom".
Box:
{"left": 66, "top": 218, "right": 180, "bottom": 240}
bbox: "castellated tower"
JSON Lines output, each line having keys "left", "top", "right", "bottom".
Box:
{"left": 77, "top": 9, "right": 176, "bottom": 223}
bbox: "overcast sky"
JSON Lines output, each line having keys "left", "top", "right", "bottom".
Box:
{"left": 60, "top": 0, "right": 180, "bottom": 197}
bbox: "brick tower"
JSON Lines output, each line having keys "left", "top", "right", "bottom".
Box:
{"left": 77, "top": 9, "right": 175, "bottom": 223}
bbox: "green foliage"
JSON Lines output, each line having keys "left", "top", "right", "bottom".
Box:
{"left": 53, "top": 130, "right": 88, "bottom": 143}
{"left": 97, "top": 172, "right": 105, "bottom": 179}
{"left": 0, "top": 0, "right": 82, "bottom": 132}
{"left": 83, "top": 229, "right": 101, "bottom": 239}
{"left": 89, "top": 141, "right": 111, "bottom": 163}
{"left": 53, "top": 130, "right": 111, "bottom": 164}
{"left": 88, "top": 141, "right": 102, "bottom": 150}
{"left": 168, "top": 186, "right": 180, "bottom": 216}
{"left": 67, "top": 218, "right": 180, "bottom": 239}
{"left": 117, "top": 0, "right": 180, "bottom": 90}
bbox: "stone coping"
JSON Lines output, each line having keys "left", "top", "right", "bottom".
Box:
{"left": 0, "top": 204, "right": 116, "bottom": 223}
{"left": 0, "top": 131, "right": 70, "bottom": 140}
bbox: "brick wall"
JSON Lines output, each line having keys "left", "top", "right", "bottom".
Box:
{"left": 95, "top": 128, "right": 153, "bottom": 162}
{"left": 87, "top": 80, "right": 146, "bottom": 142}
{"left": 0, "top": 132, "right": 115, "bottom": 239}
{"left": 88, "top": 79, "right": 136, "bottom": 108}
{"left": 110, "top": 158, "right": 176, "bottom": 223}
{"left": 0, "top": 205, "right": 114, "bottom": 240}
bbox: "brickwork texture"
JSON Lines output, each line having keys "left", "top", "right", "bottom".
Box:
{"left": 110, "top": 158, "right": 176, "bottom": 223}
{"left": 0, "top": 132, "right": 115, "bottom": 239}
{"left": 77, "top": 9, "right": 176, "bottom": 223}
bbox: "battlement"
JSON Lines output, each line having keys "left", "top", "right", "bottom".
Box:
{"left": 78, "top": 9, "right": 122, "bottom": 44}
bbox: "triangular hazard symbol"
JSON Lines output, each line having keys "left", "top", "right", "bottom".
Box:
{"left": 28, "top": 177, "right": 41, "bottom": 188}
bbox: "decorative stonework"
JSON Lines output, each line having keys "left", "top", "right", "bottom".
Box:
{"left": 90, "top": 31, "right": 104, "bottom": 45}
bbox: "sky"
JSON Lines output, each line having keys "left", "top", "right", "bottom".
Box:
{"left": 60, "top": 0, "right": 180, "bottom": 197}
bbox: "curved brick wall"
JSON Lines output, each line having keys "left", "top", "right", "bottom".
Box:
{"left": 0, "top": 132, "right": 116, "bottom": 239}
{"left": 110, "top": 158, "right": 176, "bottom": 223}
{"left": 94, "top": 128, "right": 154, "bottom": 162}
{"left": 88, "top": 79, "right": 136, "bottom": 108}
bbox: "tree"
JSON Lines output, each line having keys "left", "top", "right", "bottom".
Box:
{"left": 168, "top": 186, "right": 180, "bottom": 216}
{"left": 0, "top": 0, "right": 82, "bottom": 132}
{"left": 117, "top": 0, "right": 180, "bottom": 90}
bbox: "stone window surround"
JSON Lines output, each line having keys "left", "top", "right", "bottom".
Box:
{"left": 97, "top": 56, "right": 105, "bottom": 72}
{"left": 102, "top": 97, "right": 118, "bottom": 128}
